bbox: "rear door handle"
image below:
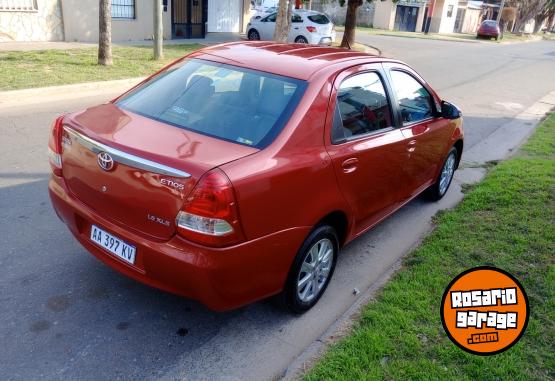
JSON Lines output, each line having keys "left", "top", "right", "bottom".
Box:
{"left": 341, "top": 158, "right": 359, "bottom": 173}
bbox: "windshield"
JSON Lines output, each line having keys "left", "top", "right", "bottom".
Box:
{"left": 117, "top": 59, "right": 306, "bottom": 148}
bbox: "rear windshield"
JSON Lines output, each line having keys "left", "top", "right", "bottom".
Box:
{"left": 482, "top": 20, "right": 497, "bottom": 26}
{"left": 307, "top": 14, "right": 330, "bottom": 24}
{"left": 116, "top": 59, "right": 307, "bottom": 148}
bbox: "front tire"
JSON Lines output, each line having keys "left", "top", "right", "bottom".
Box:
{"left": 281, "top": 225, "right": 338, "bottom": 313}
{"left": 248, "top": 29, "right": 260, "bottom": 41}
{"left": 426, "top": 146, "right": 458, "bottom": 201}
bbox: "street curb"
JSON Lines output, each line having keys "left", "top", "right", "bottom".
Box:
{"left": 280, "top": 90, "right": 555, "bottom": 381}
{"left": 0, "top": 77, "right": 146, "bottom": 109}
{"left": 281, "top": 259, "right": 404, "bottom": 381}
{"left": 358, "top": 42, "right": 382, "bottom": 56}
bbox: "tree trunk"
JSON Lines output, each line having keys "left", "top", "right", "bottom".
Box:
{"left": 274, "top": 0, "right": 292, "bottom": 42}
{"left": 547, "top": 12, "right": 555, "bottom": 31}
{"left": 340, "top": 0, "right": 362, "bottom": 49}
{"left": 154, "top": 0, "right": 164, "bottom": 59}
{"left": 98, "top": 0, "right": 112, "bottom": 66}
{"left": 533, "top": 15, "right": 545, "bottom": 33}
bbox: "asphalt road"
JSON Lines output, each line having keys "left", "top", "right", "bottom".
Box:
{"left": 1, "top": 37, "right": 554, "bottom": 381}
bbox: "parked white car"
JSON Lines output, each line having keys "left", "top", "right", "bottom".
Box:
{"left": 247, "top": 10, "right": 336, "bottom": 45}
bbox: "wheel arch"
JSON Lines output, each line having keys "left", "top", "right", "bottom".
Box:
{"left": 453, "top": 139, "right": 463, "bottom": 168}
{"left": 315, "top": 210, "right": 350, "bottom": 248}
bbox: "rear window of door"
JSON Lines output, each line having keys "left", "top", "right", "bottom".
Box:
{"left": 389, "top": 70, "right": 434, "bottom": 125}
{"left": 307, "top": 14, "right": 330, "bottom": 24}
{"left": 332, "top": 71, "right": 393, "bottom": 143}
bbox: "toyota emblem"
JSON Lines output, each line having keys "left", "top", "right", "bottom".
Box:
{"left": 97, "top": 152, "right": 114, "bottom": 171}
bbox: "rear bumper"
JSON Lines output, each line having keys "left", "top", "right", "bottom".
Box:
{"left": 312, "top": 32, "right": 335, "bottom": 45}
{"left": 478, "top": 30, "right": 499, "bottom": 37}
{"left": 49, "top": 175, "right": 310, "bottom": 311}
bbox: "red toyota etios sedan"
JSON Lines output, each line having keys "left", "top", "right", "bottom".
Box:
{"left": 49, "top": 42, "right": 463, "bottom": 313}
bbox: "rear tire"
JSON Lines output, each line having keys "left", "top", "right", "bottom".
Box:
{"left": 295, "top": 36, "right": 309, "bottom": 44}
{"left": 280, "top": 225, "right": 338, "bottom": 313}
{"left": 248, "top": 29, "right": 260, "bottom": 41}
{"left": 426, "top": 146, "right": 458, "bottom": 201}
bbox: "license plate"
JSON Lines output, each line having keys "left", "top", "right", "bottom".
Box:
{"left": 90, "top": 225, "right": 136, "bottom": 265}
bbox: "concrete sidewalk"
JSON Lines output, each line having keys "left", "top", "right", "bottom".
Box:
{"left": 0, "top": 33, "right": 243, "bottom": 51}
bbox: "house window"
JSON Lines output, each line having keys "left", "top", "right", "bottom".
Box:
{"left": 112, "top": 0, "right": 135, "bottom": 19}
{"left": 446, "top": 5, "right": 454, "bottom": 17}
{"left": 0, "top": 0, "right": 38, "bottom": 11}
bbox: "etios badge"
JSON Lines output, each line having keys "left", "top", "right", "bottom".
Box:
{"left": 97, "top": 152, "right": 114, "bottom": 171}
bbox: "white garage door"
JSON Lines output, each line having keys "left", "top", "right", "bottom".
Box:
{"left": 207, "top": 0, "right": 243, "bottom": 32}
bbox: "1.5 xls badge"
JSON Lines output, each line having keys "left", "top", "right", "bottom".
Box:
{"left": 440, "top": 266, "right": 529, "bottom": 355}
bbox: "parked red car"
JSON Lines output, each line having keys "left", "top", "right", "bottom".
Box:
{"left": 48, "top": 42, "right": 463, "bottom": 312}
{"left": 477, "top": 20, "right": 500, "bottom": 40}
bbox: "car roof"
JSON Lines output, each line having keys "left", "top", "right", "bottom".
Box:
{"left": 294, "top": 9, "right": 324, "bottom": 16}
{"left": 188, "top": 41, "right": 384, "bottom": 80}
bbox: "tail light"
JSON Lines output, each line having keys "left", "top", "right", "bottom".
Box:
{"left": 306, "top": 26, "right": 316, "bottom": 33}
{"left": 176, "top": 168, "right": 245, "bottom": 247}
{"left": 48, "top": 116, "right": 65, "bottom": 176}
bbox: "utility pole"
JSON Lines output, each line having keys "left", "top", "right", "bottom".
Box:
{"left": 154, "top": 0, "right": 163, "bottom": 60}
{"left": 424, "top": 0, "right": 436, "bottom": 34}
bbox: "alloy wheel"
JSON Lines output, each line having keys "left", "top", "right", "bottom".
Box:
{"left": 296, "top": 238, "right": 334, "bottom": 303}
{"left": 439, "top": 152, "right": 456, "bottom": 196}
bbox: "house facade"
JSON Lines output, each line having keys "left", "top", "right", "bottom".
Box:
{"left": 0, "top": 0, "right": 250, "bottom": 42}
{"left": 0, "top": 0, "right": 63, "bottom": 41}
{"left": 373, "top": 0, "right": 459, "bottom": 33}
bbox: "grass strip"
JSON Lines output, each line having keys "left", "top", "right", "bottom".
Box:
{"left": 0, "top": 44, "right": 202, "bottom": 91}
{"left": 304, "top": 113, "right": 555, "bottom": 380}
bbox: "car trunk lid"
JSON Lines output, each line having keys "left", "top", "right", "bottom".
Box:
{"left": 61, "top": 103, "right": 257, "bottom": 240}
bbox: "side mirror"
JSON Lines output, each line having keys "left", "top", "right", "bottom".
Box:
{"left": 441, "top": 101, "right": 462, "bottom": 120}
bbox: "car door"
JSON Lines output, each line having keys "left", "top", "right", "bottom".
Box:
{"left": 384, "top": 64, "right": 452, "bottom": 199}
{"left": 288, "top": 13, "right": 304, "bottom": 42}
{"left": 324, "top": 65, "right": 410, "bottom": 236}
{"left": 258, "top": 12, "right": 277, "bottom": 40}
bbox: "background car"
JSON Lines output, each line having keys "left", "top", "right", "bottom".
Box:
{"left": 251, "top": 0, "right": 278, "bottom": 14}
{"left": 477, "top": 20, "right": 500, "bottom": 40}
{"left": 49, "top": 42, "right": 463, "bottom": 313}
{"left": 247, "top": 9, "right": 336, "bottom": 45}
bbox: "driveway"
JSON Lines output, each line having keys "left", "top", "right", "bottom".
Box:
{"left": 1, "top": 37, "right": 554, "bottom": 381}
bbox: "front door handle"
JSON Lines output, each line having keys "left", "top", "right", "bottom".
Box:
{"left": 341, "top": 158, "right": 359, "bottom": 173}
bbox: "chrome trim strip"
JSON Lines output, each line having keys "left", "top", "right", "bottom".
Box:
{"left": 64, "top": 127, "right": 191, "bottom": 178}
